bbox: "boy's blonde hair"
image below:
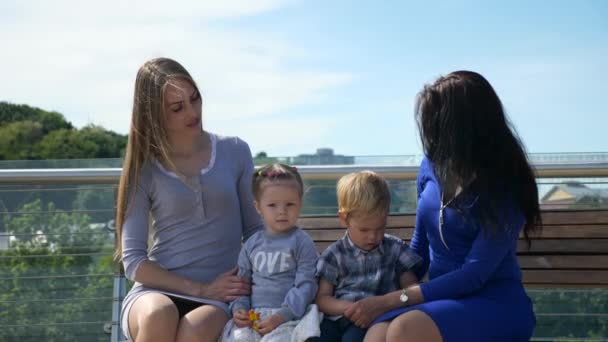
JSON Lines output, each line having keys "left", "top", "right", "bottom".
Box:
{"left": 337, "top": 171, "right": 391, "bottom": 218}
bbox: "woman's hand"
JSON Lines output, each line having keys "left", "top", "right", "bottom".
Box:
{"left": 256, "top": 314, "right": 285, "bottom": 335}
{"left": 233, "top": 309, "right": 252, "bottom": 328}
{"left": 344, "top": 296, "right": 386, "bottom": 328}
{"left": 200, "top": 267, "right": 251, "bottom": 302}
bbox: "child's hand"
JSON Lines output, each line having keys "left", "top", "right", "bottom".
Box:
{"left": 344, "top": 296, "right": 385, "bottom": 328}
{"left": 256, "top": 314, "right": 285, "bottom": 335}
{"left": 204, "top": 267, "right": 251, "bottom": 302}
{"left": 233, "top": 309, "right": 252, "bottom": 328}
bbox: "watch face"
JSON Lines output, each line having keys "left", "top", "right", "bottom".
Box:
{"left": 400, "top": 292, "right": 408, "bottom": 303}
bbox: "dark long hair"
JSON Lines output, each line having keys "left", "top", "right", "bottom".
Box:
{"left": 416, "top": 70, "right": 541, "bottom": 241}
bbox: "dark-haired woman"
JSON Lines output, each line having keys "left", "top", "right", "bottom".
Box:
{"left": 364, "top": 71, "right": 540, "bottom": 342}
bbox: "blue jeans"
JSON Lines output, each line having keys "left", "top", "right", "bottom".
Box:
{"left": 307, "top": 317, "right": 367, "bottom": 342}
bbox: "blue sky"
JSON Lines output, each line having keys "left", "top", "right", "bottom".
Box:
{"left": 1, "top": 0, "right": 606, "bottom": 157}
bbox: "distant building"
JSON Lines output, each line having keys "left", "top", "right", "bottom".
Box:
{"left": 253, "top": 152, "right": 279, "bottom": 166}
{"left": 293, "top": 148, "right": 354, "bottom": 165}
{"left": 541, "top": 182, "right": 608, "bottom": 210}
{"left": 0, "top": 233, "right": 8, "bottom": 250}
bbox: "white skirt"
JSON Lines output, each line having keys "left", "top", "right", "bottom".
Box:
{"left": 221, "top": 305, "right": 323, "bottom": 342}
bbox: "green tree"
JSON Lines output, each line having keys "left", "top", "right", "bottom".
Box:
{"left": 0, "top": 199, "right": 114, "bottom": 341}
{"left": 0, "top": 102, "right": 127, "bottom": 161}
{"left": 78, "top": 125, "right": 127, "bottom": 158}
{"left": 36, "top": 125, "right": 126, "bottom": 160}
{"left": 0, "top": 121, "right": 44, "bottom": 160}
{"left": 0, "top": 102, "right": 72, "bottom": 133}
{"left": 37, "top": 129, "right": 100, "bottom": 159}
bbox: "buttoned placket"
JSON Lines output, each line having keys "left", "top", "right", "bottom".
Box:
{"left": 193, "top": 175, "right": 205, "bottom": 219}
{"left": 357, "top": 250, "right": 368, "bottom": 278}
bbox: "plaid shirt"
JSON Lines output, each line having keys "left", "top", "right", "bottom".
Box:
{"left": 316, "top": 233, "right": 422, "bottom": 303}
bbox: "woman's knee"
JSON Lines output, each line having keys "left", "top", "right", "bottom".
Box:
{"left": 142, "top": 295, "right": 179, "bottom": 323}
{"left": 386, "top": 310, "right": 442, "bottom": 342}
{"left": 177, "top": 305, "right": 228, "bottom": 342}
{"left": 129, "top": 293, "right": 179, "bottom": 339}
{"left": 364, "top": 322, "right": 389, "bottom": 342}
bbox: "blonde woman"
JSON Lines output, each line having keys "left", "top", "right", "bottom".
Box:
{"left": 116, "top": 57, "right": 263, "bottom": 342}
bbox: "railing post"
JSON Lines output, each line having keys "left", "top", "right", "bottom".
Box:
{"left": 110, "top": 214, "right": 126, "bottom": 342}
{"left": 111, "top": 263, "right": 127, "bottom": 342}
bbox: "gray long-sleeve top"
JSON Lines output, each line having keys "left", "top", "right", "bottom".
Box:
{"left": 230, "top": 227, "right": 319, "bottom": 321}
{"left": 120, "top": 134, "right": 263, "bottom": 315}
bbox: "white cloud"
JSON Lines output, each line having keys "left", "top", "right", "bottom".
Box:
{"left": 0, "top": 0, "right": 352, "bottom": 148}
{"left": 5, "top": 0, "right": 291, "bottom": 23}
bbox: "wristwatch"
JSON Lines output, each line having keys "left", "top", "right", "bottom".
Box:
{"left": 399, "top": 288, "right": 409, "bottom": 305}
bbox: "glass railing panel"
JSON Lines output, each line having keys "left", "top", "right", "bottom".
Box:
{"left": 0, "top": 321, "right": 114, "bottom": 342}
{"left": 529, "top": 152, "right": 608, "bottom": 165}
{"left": 254, "top": 154, "right": 424, "bottom": 167}
{"left": 254, "top": 152, "right": 608, "bottom": 167}
{"left": 303, "top": 177, "right": 608, "bottom": 215}
{"left": 1, "top": 152, "right": 605, "bottom": 169}
{"left": 0, "top": 158, "right": 123, "bottom": 169}
{"left": 528, "top": 288, "right": 608, "bottom": 341}
{"left": 0, "top": 183, "right": 117, "bottom": 342}
{"left": 538, "top": 177, "right": 608, "bottom": 211}
{"left": 0, "top": 184, "right": 117, "bottom": 223}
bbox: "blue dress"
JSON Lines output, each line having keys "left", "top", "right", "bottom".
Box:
{"left": 374, "top": 158, "right": 535, "bottom": 342}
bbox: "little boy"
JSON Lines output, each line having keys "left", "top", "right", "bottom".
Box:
{"left": 313, "top": 171, "right": 422, "bottom": 342}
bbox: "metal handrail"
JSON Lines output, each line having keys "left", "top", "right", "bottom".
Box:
{"left": 1, "top": 163, "right": 608, "bottom": 184}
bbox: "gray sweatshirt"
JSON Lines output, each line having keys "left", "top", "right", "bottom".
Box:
{"left": 230, "top": 227, "right": 318, "bottom": 321}
{"left": 120, "top": 134, "right": 264, "bottom": 317}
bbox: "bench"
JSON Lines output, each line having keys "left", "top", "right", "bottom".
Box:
{"left": 298, "top": 209, "right": 608, "bottom": 287}
{"left": 298, "top": 209, "right": 608, "bottom": 340}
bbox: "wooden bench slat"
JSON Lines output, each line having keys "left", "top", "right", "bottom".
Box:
{"left": 518, "top": 255, "right": 608, "bottom": 269}
{"left": 522, "top": 270, "right": 608, "bottom": 285}
{"left": 301, "top": 210, "right": 608, "bottom": 227}
{"left": 310, "top": 235, "right": 608, "bottom": 254}
{"left": 525, "top": 283, "right": 607, "bottom": 288}
{"left": 304, "top": 245, "right": 607, "bottom": 270}
{"left": 299, "top": 215, "right": 415, "bottom": 228}
{"left": 305, "top": 228, "right": 411, "bottom": 241}
{"left": 517, "top": 239, "right": 608, "bottom": 254}
{"left": 527, "top": 225, "right": 608, "bottom": 238}
{"left": 539, "top": 210, "right": 608, "bottom": 225}
{"left": 305, "top": 257, "right": 608, "bottom": 286}
{"left": 302, "top": 225, "right": 608, "bottom": 241}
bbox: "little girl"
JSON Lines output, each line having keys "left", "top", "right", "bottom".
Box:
{"left": 221, "top": 163, "right": 321, "bottom": 342}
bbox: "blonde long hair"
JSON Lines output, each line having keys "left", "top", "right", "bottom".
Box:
{"left": 115, "top": 58, "right": 200, "bottom": 260}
